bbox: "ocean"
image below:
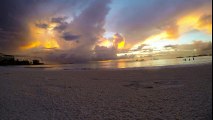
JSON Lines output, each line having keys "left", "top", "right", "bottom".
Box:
{"left": 16, "top": 56, "right": 212, "bottom": 70}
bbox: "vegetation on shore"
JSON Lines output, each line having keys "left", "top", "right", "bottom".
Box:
{"left": 0, "top": 53, "right": 44, "bottom": 66}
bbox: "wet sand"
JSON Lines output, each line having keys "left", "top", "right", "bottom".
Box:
{"left": 0, "top": 64, "right": 212, "bottom": 120}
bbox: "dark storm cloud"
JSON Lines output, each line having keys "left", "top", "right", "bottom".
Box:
{"left": 35, "top": 23, "right": 49, "bottom": 29}
{"left": 0, "top": 0, "right": 112, "bottom": 62}
{"left": 46, "top": 0, "right": 112, "bottom": 63}
{"left": 0, "top": 0, "right": 90, "bottom": 53}
{"left": 0, "top": 0, "right": 43, "bottom": 52}
{"left": 0, "top": 0, "right": 35, "bottom": 31}
{"left": 54, "top": 23, "right": 68, "bottom": 32}
{"left": 52, "top": 17, "right": 69, "bottom": 32}
{"left": 62, "top": 32, "right": 81, "bottom": 41}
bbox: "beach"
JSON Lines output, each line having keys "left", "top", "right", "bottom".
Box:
{"left": 0, "top": 64, "right": 212, "bottom": 120}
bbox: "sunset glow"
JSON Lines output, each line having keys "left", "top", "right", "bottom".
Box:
{"left": 129, "top": 12, "right": 212, "bottom": 56}
{"left": 98, "top": 39, "right": 113, "bottom": 48}
{"left": 117, "top": 40, "right": 125, "bottom": 49}
{"left": 177, "top": 13, "right": 212, "bottom": 34}
{"left": 20, "top": 22, "right": 60, "bottom": 50}
{"left": 97, "top": 33, "right": 125, "bottom": 50}
{"left": 0, "top": 1, "right": 212, "bottom": 119}
{"left": 0, "top": 0, "right": 212, "bottom": 62}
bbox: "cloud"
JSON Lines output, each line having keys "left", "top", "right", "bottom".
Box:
{"left": 197, "top": 14, "right": 212, "bottom": 34}
{"left": 0, "top": 0, "right": 112, "bottom": 63}
{"left": 199, "top": 15, "right": 212, "bottom": 25}
{"left": 132, "top": 44, "right": 149, "bottom": 51}
{"left": 125, "top": 41, "right": 212, "bottom": 59}
{"left": 35, "top": 23, "right": 49, "bottom": 29}
{"left": 193, "top": 40, "right": 212, "bottom": 52}
{"left": 62, "top": 32, "right": 81, "bottom": 41}
{"left": 0, "top": 0, "right": 211, "bottom": 62}
{"left": 164, "top": 41, "right": 212, "bottom": 55}
{"left": 164, "top": 45, "right": 177, "bottom": 49}
{"left": 54, "top": 23, "right": 68, "bottom": 32}
{"left": 46, "top": 0, "right": 112, "bottom": 63}
{"left": 163, "top": 23, "right": 180, "bottom": 39}
{"left": 0, "top": 0, "right": 39, "bottom": 53}
{"left": 51, "top": 16, "right": 68, "bottom": 23}
{"left": 93, "top": 33, "right": 126, "bottom": 60}
{"left": 0, "top": 0, "right": 91, "bottom": 53}
{"left": 94, "top": 46, "right": 117, "bottom": 60}
{"left": 106, "top": 0, "right": 211, "bottom": 45}
{"left": 113, "top": 33, "right": 125, "bottom": 49}
{"left": 50, "top": 16, "right": 69, "bottom": 32}
{"left": 52, "top": 18, "right": 69, "bottom": 32}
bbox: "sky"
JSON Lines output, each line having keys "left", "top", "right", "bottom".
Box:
{"left": 0, "top": 0, "right": 212, "bottom": 63}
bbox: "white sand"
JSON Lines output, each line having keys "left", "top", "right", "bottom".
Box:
{"left": 0, "top": 64, "right": 212, "bottom": 120}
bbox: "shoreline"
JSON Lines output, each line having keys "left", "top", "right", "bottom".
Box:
{"left": 1, "top": 62, "right": 211, "bottom": 71}
{"left": 0, "top": 55, "right": 212, "bottom": 71}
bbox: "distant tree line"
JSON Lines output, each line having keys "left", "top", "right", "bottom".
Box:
{"left": 0, "top": 54, "right": 43, "bottom": 66}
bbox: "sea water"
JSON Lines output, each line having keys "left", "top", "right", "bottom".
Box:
{"left": 18, "top": 56, "right": 212, "bottom": 70}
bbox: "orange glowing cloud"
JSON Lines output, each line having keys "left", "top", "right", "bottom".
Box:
{"left": 178, "top": 15, "right": 200, "bottom": 32}
{"left": 21, "top": 40, "right": 59, "bottom": 50}
{"left": 20, "top": 41, "right": 41, "bottom": 50}
{"left": 178, "top": 14, "right": 212, "bottom": 34}
{"left": 164, "top": 24, "right": 179, "bottom": 39}
{"left": 197, "top": 15, "right": 212, "bottom": 34}
{"left": 131, "top": 31, "right": 177, "bottom": 51}
{"left": 97, "top": 33, "right": 125, "bottom": 50}
{"left": 117, "top": 41, "right": 125, "bottom": 49}
{"left": 113, "top": 33, "right": 125, "bottom": 49}
{"left": 97, "top": 38, "right": 113, "bottom": 48}
{"left": 20, "top": 22, "right": 60, "bottom": 50}
{"left": 131, "top": 11, "right": 212, "bottom": 52}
